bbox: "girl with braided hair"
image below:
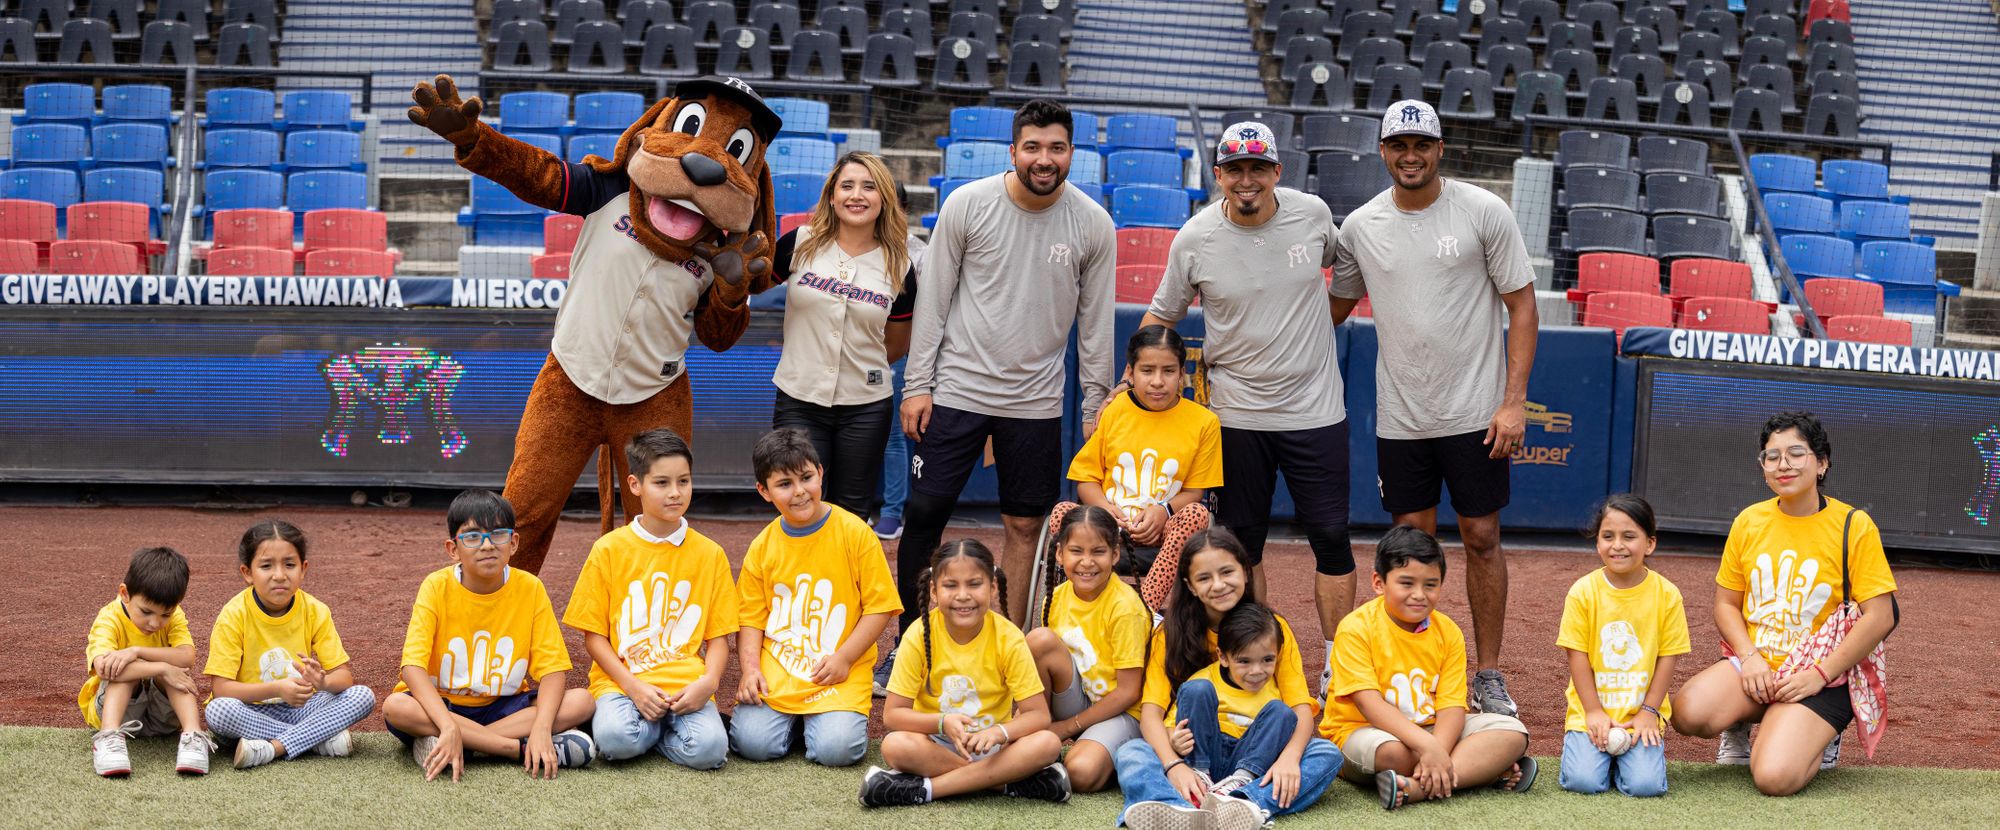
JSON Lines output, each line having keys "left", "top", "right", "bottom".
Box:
{"left": 861, "top": 540, "right": 1071, "bottom": 807}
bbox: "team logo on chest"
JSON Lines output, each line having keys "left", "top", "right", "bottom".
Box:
{"left": 1436, "top": 236, "right": 1460, "bottom": 259}
{"left": 1048, "top": 243, "right": 1071, "bottom": 265}
{"left": 1287, "top": 243, "right": 1307, "bottom": 267}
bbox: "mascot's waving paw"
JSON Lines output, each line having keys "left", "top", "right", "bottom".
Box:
{"left": 408, "top": 74, "right": 483, "bottom": 149}
{"left": 694, "top": 230, "right": 772, "bottom": 287}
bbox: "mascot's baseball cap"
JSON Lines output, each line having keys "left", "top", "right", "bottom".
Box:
{"left": 675, "top": 75, "right": 783, "bottom": 141}
{"left": 1380, "top": 99, "right": 1443, "bottom": 141}
{"left": 1215, "top": 121, "right": 1280, "bottom": 165}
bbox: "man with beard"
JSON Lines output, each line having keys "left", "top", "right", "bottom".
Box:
{"left": 1140, "top": 122, "right": 1353, "bottom": 702}
{"left": 894, "top": 99, "right": 1116, "bottom": 636}
{"left": 1329, "top": 100, "right": 1540, "bottom": 717}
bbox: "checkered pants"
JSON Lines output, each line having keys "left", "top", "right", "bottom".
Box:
{"left": 204, "top": 686, "right": 376, "bottom": 759}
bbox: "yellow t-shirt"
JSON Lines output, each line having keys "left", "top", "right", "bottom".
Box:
{"left": 1141, "top": 614, "right": 1314, "bottom": 722}
{"left": 78, "top": 597, "right": 194, "bottom": 728}
{"left": 1717, "top": 497, "right": 1897, "bottom": 670}
{"left": 563, "top": 522, "right": 741, "bottom": 701}
{"left": 203, "top": 588, "right": 351, "bottom": 703}
{"left": 887, "top": 610, "right": 1043, "bottom": 730}
{"left": 1045, "top": 579, "right": 1150, "bottom": 719}
{"left": 738, "top": 506, "right": 903, "bottom": 715}
{"left": 394, "top": 566, "right": 572, "bottom": 707}
{"left": 1180, "top": 662, "right": 1284, "bottom": 739}
{"left": 1318, "top": 597, "right": 1469, "bottom": 745}
{"left": 1557, "top": 569, "right": 1691, "bottom": 732}
{"left": 1066, "top": 392, "right": 1223, "bottom": 524}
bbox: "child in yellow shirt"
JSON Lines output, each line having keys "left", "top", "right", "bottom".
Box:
{"left": 861, "top": 540, "right": 1069, "bottom": 807}
{"left": 204, "top": 520, "right": 377, "bottom": 769}
{"left": 381, "top": 489, "right": 596, "bottom": 782}
{"left": 732, "top": 429, "right": 901, "bottom": 767}
{"left": 82, "top": 546, "right": 211, "bottom": 777}
{"left": 1320, "top": 525, "right": 1534, "bottom": 810}
{"left": 1558, "top": 495, "right": 1690, "bottom": 797}
{"left": 565, "top": 429, "right": 740, "bottom": 769}
{"left": 1024, "top": 505, "right": 1149, "bottom": 792}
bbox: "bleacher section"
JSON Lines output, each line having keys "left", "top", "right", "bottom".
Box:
{"left": 0, "top": 0, "right": 285, "bottom": 67}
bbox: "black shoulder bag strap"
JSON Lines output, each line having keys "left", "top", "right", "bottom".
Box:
{"left": 1840, "top": 507, "right": 1901, "bottom": 636}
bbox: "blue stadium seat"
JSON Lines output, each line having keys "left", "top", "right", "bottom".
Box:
{"left": 200, "top": 169, "right": 284, "bottom": 236}
{"left": 568, "top": 134, "right": 619, "bottom": 163}
{"left": 1749, "top": 153, "right": 1816, "bottom": 194}
{"left": 82, "top": 167, "right": 168, "bottom": 235}
{"left": 287, "top": 172, "right": 368, "bottom": 234}
{"left": 204, "top": 88, "right": 278, "bottom": 130}
{"left": 1779, "top": 233, "right": 1855, "bottom": 280}
{"left": 1105, "top": 149, "right": 1183, "bottom": 189}
{"left": 285, "top": 130, "right": 363, "bottom": 171}
{"left": 573, "top": 91, "right": 646, "bottom": 134}
{"left": 1819, "top": 159, "right": 1893, "bottom": 204}
{"left": 91, "top": 123, "right": 174, "bottom": 171}
{"left": 9, "top": 124, "right": 91, "bottom": 170}
{"left": 101, "top": 85, "right": 175, "bottom": 125}
{"left": 499, "top": 91, "right": 570, "bottom": 136}
{"left": 1838, "top": 200, "right": 1911, "bottom": 243}
{"left": 16, "top": 83, "right": 95, "bottom": 127}
{"left": 921, "top": 176, "right": 979, "bottom": 228}
{"left": 459, "top": 176, "right": 549, "bottom": 246}
{"left": 948, "top": 106, "right": 1014, "bottom": 144}
{"left": 2, "top": 168, "right": 82, "bottom": 216}
{"left": 1110, "top": 184, "right": 1189, "bottom": 229}
{"left": 1764, "top": 192, "right": 1836, "bottom": 236}
{"left": 1069, "top": 181, "right": 1104, "bottom": 206}
{"left": 773, "top": 172, "right": 824, "bottom": 215}
{"left": 281, "top": 91, "right": 361, "bottom": 133}
{"left": 942, "top": 141, "right": 1011, "bottom": 180}
{"left": 1105, "top": 113, "right": 1179, "bottom": 153}
{"left": 769, "top": 97, "right": 831, "bottom": 137}
{"left": 1857, "top": 240, "right": 1960, "bottom": 316}
{"left": 205, "top": 129, "right": 282, "bottom": 169}
{"left": 1070, "top": 149, "right": 1102, "bottom": 185}
{"left": 768, "top": 136, "right": 838, "bottom": 176}
{"left": 508, "top": 131, "right": 566, "bottom": 157}
{"left": 1071, "top": 111, "right": 1100, "bottom": 147}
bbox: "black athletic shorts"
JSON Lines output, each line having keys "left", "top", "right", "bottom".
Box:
{"left": 1217, "top": 421, "right": 1352, "bottom": 566}
{"left": 907, "top": 403, "right": 1062, "bottom": 517}
{"left": 1796, "top": 680, "right": 1856, "bottom": 733}
{"left": 1377, "top": 430, "right": 1511, "bottom": 518}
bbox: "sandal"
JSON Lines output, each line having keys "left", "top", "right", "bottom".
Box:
{"left": 1376, "top": 769, "right": 1409, "bottom": 810}
{"left": 1493, "top": 756, "right": 1538, "bottom": 793}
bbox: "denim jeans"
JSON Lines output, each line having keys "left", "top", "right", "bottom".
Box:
{"left": 1180, "top": 679, "right": 1295, "bottom": 779}
{"left": 592, "top": 694, "right": 727, "bottom": 769}
{"left": 727, "top": 703, "right": 869, "bottom": 767}
{"left": 1560, "top": 730, "right": 1668, "bottom": 797}
{"left": 878, "top": 358, "right": 908, "bottom": 521}
{"left": 1112, "top": 722, "right": 1343, "bottom": 824}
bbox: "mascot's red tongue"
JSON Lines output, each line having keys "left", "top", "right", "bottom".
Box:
{"left": 648, "top": 197, "right": 708, "bottom": 240}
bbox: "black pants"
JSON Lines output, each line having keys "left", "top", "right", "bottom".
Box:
{"left": 772, "top": 390, "right": 895, "bottom": 516}
{"left": 1216, "top": 421, "right": 1355, "bottom": 576}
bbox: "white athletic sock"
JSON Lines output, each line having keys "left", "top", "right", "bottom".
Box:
{"left": 922, "top": 777, "right": 935, "bottom": 803}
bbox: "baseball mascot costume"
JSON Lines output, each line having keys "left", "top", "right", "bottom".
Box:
{"left": 408, "top": 74, "right": 783, "bottom": 574}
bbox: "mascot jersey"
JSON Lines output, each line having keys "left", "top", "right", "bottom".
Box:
{"left": 551, "top": 163, "right": 718, "bottom": 405}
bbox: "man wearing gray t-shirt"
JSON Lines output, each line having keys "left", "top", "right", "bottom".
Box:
{"left": 1330, "top": 101, "right": 1540, "bottom": 718}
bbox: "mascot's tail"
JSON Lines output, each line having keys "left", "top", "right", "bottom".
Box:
{"left": 596, "top": 444, "right": 627, "bottom": 536}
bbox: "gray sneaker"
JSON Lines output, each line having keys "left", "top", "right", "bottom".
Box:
{"left": 1820, "top": 733, "right": 1842, "bottom": 770}
{"left": 1124, "top": 801, "right": 1208, "bottom": 830}
{"left": 872, "top": 648, "right": 897, "bottom": 697}
{"left": 1206, "top": 793, "right": 1273, "bottom": 830}
{"left": 1717, "top": 722, "right": 1752, "bottom": 765}
{"left": 1470, "top": 669, "right": 1517, "bottom": 717}
{"left": 411, "top": 735, "right": 439, "bottom": 768}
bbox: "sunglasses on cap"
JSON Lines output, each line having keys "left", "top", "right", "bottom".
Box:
{"left": 1218, "top": 138, "right": 1270, "bottom": 156}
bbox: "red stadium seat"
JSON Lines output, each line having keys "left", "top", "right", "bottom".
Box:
{"left": 66, "top": 202, "right": 166, "bottom": 258}
{"left": 1806, "top": 0, "right": 1851, "bottom": 28}
{"left": 0, "top": 239, "right": 41, "bottom": 273}
{"left": 49, "top": 240, "right": 141, "bottom": 275}
{"left": 1116, "top": 227, "right": 1175, "bottom": 269}
{"left": 1667, "top": 258, "right": 1756, "bottom": 315}
{"left": 1567, "top": 252, "right": 1660, "bottom": 306}
{"left": 212, "top": 208, "right": 296, "bottom": 255}
{"left": 1826, "top": 314, "right": 1911, "bottom": 346}
{"left": 1679, "top": 296, "right": 1771, "bottom": 334}
{"left": 1582, "top": 290, "right": 1673, "bottom": 341}
{"left": 532, "top": 253, "right": 571, "bottom": 279}
{"left": 543, "top": 214, "right": 584, "bottom": 255}
{"left": 305, "top": 248, "right": 395, "bottom": 277}
{"left": 304, "top": 208, "right": 387, "bottom": 252}
{"left": 207, "top": 246, "right": 297, "bottom": 276}
{"left": 1115, "top": 264, "right": 1163, "bottom": 304}
{"left": 0, "top": 198, "right": 59, "bottom": 268}
{"left": 779, "top": 212, "right": 811, "bottom": 236}
{"left": 1802, "top": 275, "right": 1882, "bottom": 320}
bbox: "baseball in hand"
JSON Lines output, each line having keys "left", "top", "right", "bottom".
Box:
{"left": 1605, "top": 727, "right": 1634, "bottom": 756}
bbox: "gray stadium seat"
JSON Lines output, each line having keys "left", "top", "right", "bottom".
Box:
{"left": 1261, "top": 0, "right": 1319, "bottom": 32}
{"left": 157, "top": 0, "right": 210, "bottom": 41}
{"left": 1386, "top": 0, "right": 1440, "bottom": 35}
{"left": 58, "top": 18, "right": 114, "bottom": 63}
{"left": 1651, "top": 214, "right": 1732, "bottom": 260}
{"left": 715, "top": 27, "right": 774, "bottom": 80}
{"left": 569, "top": 20, "right": 626, "bottom": 73}
{"left": 1745, "top": 0, "right": 1790, "bottom": 17}
{"left": 1678, "top": 58, "right": 1732, "bottom": 110}
{"left": 1566, "top": 208, "right": 1649, "bottom": 256}
{"left": 1547, "top": 22, "right": 1592, "bottom": 55}
{"left": 861, "top": 32, "right": 920, "bottom": 88}
{"left": 1274, "top": 8, "right": 1332, "bottom": 60}
{"left": 1805, "top": 93, "right": 1859, "bottom": 139}
{"left": 1006, "top": 40, "right": 1063, "bottom": 93}
{"left": 1291, "top": 61, "right": 1351, "bottom": 109}
{"left": 20, "top": 0, "right": 68, "bottom": 35}
{"left": 496, "top": 20, "right": 555, "bottom": 72}
{"left": 1366, "top": 64, "right": 1424, "bottom": 111}
{"left": 822, "top": 3, "right": 872, "bottom": 57}
{"left": 746, "top": 2, "right": 801, "bottom": 50}
{"left": 1351, "top": 38, "right": 1406, "bottom": 84}
{"left": 214, "top": 21, "right": 271, "bottom": 67}
{"left": 1409, "top": 14, "right": 1460, "bottom": 62}
{"left": 1629, "top": 5, "right": 1678, "bottom": 45}
{"left": 1746, "top": 14, "right": 1798, "bottom": 54}
{"left": 1315, "top": 152, "right": 1391, "bottom": 221}
{"left": 1739, "top": 36, "right": 1790, "bottom": 75}
{"left": 89, "top": 0, "right": 143, "bottom": 39}
{"left": 1809, "top": 19, "right": 1854, "bottom": 47}
{"left": 1808, "top": 41, "right": 1857, "bottom": 78}
{"left": 622, "top": 0, "right": 675, "bottom": 46}
{"left": 1645, "top": 172, "right": 1721, "bottom": 217}
{"left": 933, "top": 37, "right": 993, "bottom": 92}
{"left": 1282, "top": 36, "right": 1335, "bottom": 85}
{"left": 1484, "top": 43, "right": 1536, "bottom": 91}
{"left": 553, "top": 0, "right": 606, "bottom": 46}
{"left": 1614, "top": 54, "right": 1665, "bottom": 103}
{"left": 1515, "top": 0, "right": 1561, "bottom": 37}
{"left": 1547, "top": 48, "right": 1598, "bottom": 91}
{"left": 1685, "top": 0, "right": 1730, "bottom": 15}
{"left": 949, "top": 0, "right": 1002, "bottom": 17}
{"left": 1302, "top": 113, "right": 1375, "bottom": 153}
{"left": 1220, "top": 109, "right": 1296, "bottom": 149}
{"left": 1338, "top": 11, "right": 1395, "bottom": 61}
{"left": 1512, "top": 70, "right": 1569, "bottom": 119}
{"left": 1478, "top": 16, "right": 1527, "bottom": 50}
{"left": 639, "top": 23, "right": 698, "bottom": 77}
{"left": 1653, "top": 81, "right": 1712, "bottom": 127}
{"left": 1729, "top": 87, "right": 1783, "bottom": 133}
{"left": 785, "top": 29, "right": 846, "bottom": 82}
{"left": 1573, "top": 1, "right": 1619, "bottom": 45}
{"left": 684, "top": 0, "right": 734, "bottom": 47}
{"left": 880, "top": 9, "right": 935, "bottom": 59}
{"left": 1634, "top": 137, "right": 1708, "bottom": 176}
{"left": 223, "top": 0, "right": 276, "bottom": 33}
{"left": 1688, "top": 9, "right": 1740, "bottom": 57}
{"left": 1454, "top": 0, "right": 1500, "bottom": 32}
{"left": 1743, "top": 63, "right": 1798, "bottom": 115}
{"left": 1012, "top": 14, "right": 1063, "bottom": 46}
{"left": 140, "top": 20, "right": 195, "bottom": 65}
{"left": 1019, "top": 0, "right": 1075, "bottom": 35}
{"left": 1584, "top": 77, "right": 1638, "bottom": 122}
{"left": 1809, "top": 70, "right": 1858, "bottom": 100}
{"left": 1277, "top": 149, "right": 1310, "bottom": 191}
{"left": 1558, "top": 129, "right": 1630, "bottom": 169}
{"left": 0, "top": 17, "right": 34, "bottom": 63}
{"left": 1439, "top": 68, "right": 1496, "bottom": 119}
{"left": 491, "top": 0, "right": 541, "bottom": 40}
{"left": 1676, "top": 31, "right": 1724, "bottom": 69}
{"left": 945, "top": 11, "right": 998, "bottom": 62}
{"left": 1612, "top": 26, "right": 1658, "bottom": 64}
{"left": 1421, "top": 41, "right": 1473, "bottom": 84}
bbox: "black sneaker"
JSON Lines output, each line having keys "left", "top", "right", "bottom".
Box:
{"left": 1003, "top": 762, "right": 1072, "bottom": 803}
{"left": 859, "top": 765, "right": 928, "bottom": 807}
{"left": 872, "top": 648, "right": 896, "bottom": 697}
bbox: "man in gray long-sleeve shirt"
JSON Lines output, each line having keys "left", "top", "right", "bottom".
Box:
{"left": 898, "top": 99, "right": 1116, "bottom": 629}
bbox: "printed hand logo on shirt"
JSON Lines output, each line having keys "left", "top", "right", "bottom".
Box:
{"left": 766, "top": 573, "right": 849, "bottom": 683}
{"left": 1747, "top": 550, "right": 1832, "bottom": 662}
{"left": 1108, "top": 449, "right": 1181, "bottom": 523}
{"left": 616, "top": 573, "right": 704, "bottom": 675}
{"left": 939, "top": 674, "right": 994, "bottom": 730}
{"left": 1598, "top": 620, "right": 1644, "bottom": 671}
{"left": 1384, "top": 668, "right": 1437, "bottom": 724}
{"left": 1059, "top": 627, "right": 1108, "bottom": 701}
{"left": 438, "top": 630, "right": 528, "bottom": 696}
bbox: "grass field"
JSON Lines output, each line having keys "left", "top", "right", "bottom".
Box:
{"left": 9, "top": 727, "right": 1996, "bottom": 829}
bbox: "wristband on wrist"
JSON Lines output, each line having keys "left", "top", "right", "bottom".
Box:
{"left": 1163, "top": 758, "right": 1188, "bottom": 774}
{"left": 1811, "top": 663, "right": 1830, "bottom": 684}
{"left": 936, "top": 714, "right": 945, "bottom": 736}
{"left": 998, "top": 724, "right": 1011, "bottom": 743}
{"left": 1639, "top": 704, "right": 1662, "bottom": 718}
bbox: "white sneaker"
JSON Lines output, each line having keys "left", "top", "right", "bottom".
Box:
{"left": 313, "top": 730, "right": 353, "bottom": 757}
{"left": 1820, "top": 733, "right": 1842, "bottom": 770}
{"left": 1124, "top": 800, "right": 1208, "bottom": 830}
{"left": 1717, "top": 722, "right": 1752, "bottom": 765}
{"left": 411, "top": 735, "right": 439, "bottom": 768}
{"left": 1208, "top": 770, "right": 1254, "bottom": 798}
{"left": 91, "top": 720, "right": 140, "bottom": 777}
{"left": 550, "top": 729, "right": 596, "bottom": 768}
{"left": 1205, "top": 793, "right": 1272, "bottom": 830}
{"left": 176, "top": 731, "right": 217, "bottom": 775}
{"left": 232, "top": 738, "right": 278, "bottom": 769}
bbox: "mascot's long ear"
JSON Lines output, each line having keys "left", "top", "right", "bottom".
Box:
{"left": 749, "top": 157, "right": 781, "bottom": 291}
{"left": 589, "top": 96, "right": 676, "bottom": 175}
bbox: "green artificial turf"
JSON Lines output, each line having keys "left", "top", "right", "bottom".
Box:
{"left": 7, "top": 727, "right": 1995, "bottom": 829}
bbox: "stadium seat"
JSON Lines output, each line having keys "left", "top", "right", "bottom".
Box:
{"left": 305, "top": 248, "right": 395, "bottom": 278}
{"left": 532, "top": 253, "right": 571, "bottom": 279}
{"left": 1819, "top": 160, "right": 1891, "bottom": 203}
{"left": 1438, "top": 68, "right": 1496, "bottom": 119}
{"left": 500, "top": 92, "right": 570, "bottom": 135}
{"left": 207, "top": 245, "right": 295, "bottom": 276}
{"left": 211, "top": 208, "right": 295, "bottom": 252}
{"left": 66, "top": 201, "right": 165, "bottom": 258}
{"left": 1634, "top": 137, "right": 1708, "bottom": 176}
{"left": 1115, "top": 264, "right": 1164, "bottom": 305}
{"left": 769, "top": 136, "right": 839, "bottom": 177}
{"left": 0, "top": 18, "right": 32, "bottom": 64}
{"left": 544, "top": 214, "right": 584, "bottom": 255}
{"left": 553, "top": 0, "right": 608, "bottom": 45}
{"left": 1750, "top": 153, "right": 1816, "bottom": 195}
{"left": 1110, "top": 185, "right": 1189, "bottom": 229}
{"left": 1557, "top": 130, "right": 1629, "bottom": 170}
{"left": 931, "top": 177, "right": 976, "bottom": 215}
{"left": 1807, "top": 41, "right": 1857, "bottom": 79}
{"left": 18, "top": 83, "right": 94, "bottom": 126}
{"left": 495, "top": 19, "right": 555, "bottom": 71}
{"left": 1511, "top": 70, "right": 1568, "bottom": 120}
{"left": 1291, "top": 61, "right": 1351, "bottom": 109}
{"left": 1809, "top": 69, "right": 1859, "bottom": 100}
{"left": 1562, "top": 166, "right": 1641, "bottom": 211}
{"left": 1105, "top": 150, "right": 1183, "bottom": 190}
{"left": 1302, "top": 114, "right": 1375, "bottom": 154}
{"left": 1117, "top": 227, "right": 1175, "bottom": 269}
{"left": 81, "top": 168, "right": 166, "bottom": 228}
{"left": 932, "top": 37, "right": 992, "bottom": 92}
{"left": 0, "top": 239, "right": 42, "bottom": 273}
{"left": 1338, "top": 10, "right": 1394, "bottom": 61}
{"left": 824, "top": 2, "right": 874, "bottom": 56}
{"left": 1805, "top": 93, "right": 1860, "bottom": 139}
{"left": 769, "top": 98, "right": 832, "bottom": 138}
{"left": 509, "top": 132, "right": 565, "bottom": 158}
{"left": 303, "top": 209, "right": 387, "bottom": 253}
{"left": 1798, "top": 277, "right": 1881, "bottom": 332}
{"left": 1668, "top": 258, "right": 1755, "bottom": 313}
{"left": 204, "top": 88, "right": 278, "bottom": 130}
{"left": 1070, "top": 149, "right": 1103, "bottom": 185}
{"left": 225, "top": 0, "right": 280, "bottom": 32}
{"left": 880, "top": 8, "right": 936, "bottom": 59}
{"left": 214, "top": 22, "right": 273, "bottom": 67}
{"left": 1839, "top": 201, "right": 1911, "bottom": 243}
{"left": 1583, "top": 76, "right": 1640, "bottom": 123}
{"left": 1576, "top": 253, "right": 1661, "bottom": 296}
{"left": 49, "top": 240, "right": 139, "bottom": 275}
{"left": 1781, "top": 234, "right": 1855, "bottom": 280}
{"left": 202, "top": 170, "right": 286, "bottom": 237}
{"left": 1808, "top": 18, "right": 1854, "bottom": 48}
{"left": 773, "top": 172, "right": 823, "bottom": 215}
{"left": 285, "top": 130, "right": 363, "bottom": 171}
{"left": 1645, "top": 173, "right": 1720, "bottom": 217}
{"left": 744, "top": 0, "right": 800, "bottom": 48}
{"left": 861, "top": 33, "right": 921, "bottom": 88}
{"left": 779, "top": 212, "right": 810, "bottom": 236}
{"left": 0, "top": 199, "right": 58, "bottom": 265}
{"left": 1418, "top": 40, "right": 1473, "bottom": 81}
{"left": 89, "top": 123, "right": 173, "bottom": 173}
{"left": 1729, "top": 88, "right": 1784, "bottom": 133}
{"left": 2, "top": 169, "right": 81, "bottom": 218}
{"left": 10, "top": 124, "right": 89, "bottom": 170}
{"left": 462, "top": 177, "right": 547, "bottom": 246}
{"left": 568, "top": 20, "right": 626, "bottom": 73}
{"left": 1826, "top": 314, "right": 1910, "bottom": 346}
{"left": 490, "top": 0, "right": 541, "bottom": 41}
{"left": 1007, "top": 41, "right": 1065, "bottom": 94}
{"left": 568, "top": 134, "right": 618, "bottom": 163}
{"left": 100, "top": 85, "right": 173, "bottom": 126}
{"left": 1365, "top": 65, "right": 1426, "bottom": 112}
{"left": 942, "top": 141, "right": 1011, "bottom": 180}
{"left": 282, "top": 92, "right": 357, "bottom": 133}
{"left": 1105, "top": 114, "right": 1179, "bottom": 153}
{"left": 1739, "top": 35, "right": 1790, "bottom": 77}
{"left": 1582, "top": 290, "right": 1673, "bottom": 340}
{"left": 947, "top": 107, "right": 1013, "bottom": 144}
{"left": 1857, "top": 240, "right": 1958, "bottom": 316}
{"left": 1315, "top": 152, "right": 1391, "bottom": 222}
{"left": 1652, "top": 81, "right": 1711, "bottom": 127}
{"left": 1680, "top": 296, "right": 1770, "bottom": 334}
{"left": 287, "top": 172, "right": 368, "bottom": 232}
{"left": 621, "top": 0, "right": 676, "bottom": 47}
{"left": 1411, "top": 14, "right": 1463, "bottom": 63}
{"left": 1765, "top": 192, "right": 1836, "bottom": 236}
{"left": 57, "top": 18, "right": 116, "bottom": 64}
{"left": 1566, "top": 208, "right": 1648, "bottom": 256}
{"left": 786, "top": 30, "right": 847, "bottom": 83}
{"left": 205, "top": 129, "right": 282, "bottom": 170}
{"left": 1349, "top": 37, "right": 1406, "bottom": 85}
{"left": 684, "top": 0, "right": 735, "bottom": 46}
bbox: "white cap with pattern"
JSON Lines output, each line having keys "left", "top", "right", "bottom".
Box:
{"left": 1380, "top": 99, "right": 1443, "bottom": 141}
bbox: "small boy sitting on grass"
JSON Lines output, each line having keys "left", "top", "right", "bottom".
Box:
{"left": 83, "top": 546, "right": 213, "bottom": 777}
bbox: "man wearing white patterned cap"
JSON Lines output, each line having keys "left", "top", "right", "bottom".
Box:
{"left": 1329, "top": 100, "right": 1540, "bottom": 717}
{"left": 1141, "top": 121, "right": 1356, "bottom": 701}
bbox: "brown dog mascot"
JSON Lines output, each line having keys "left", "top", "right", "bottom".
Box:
{"left": 409, "top": 74, "right": 782, "bottom": 574}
